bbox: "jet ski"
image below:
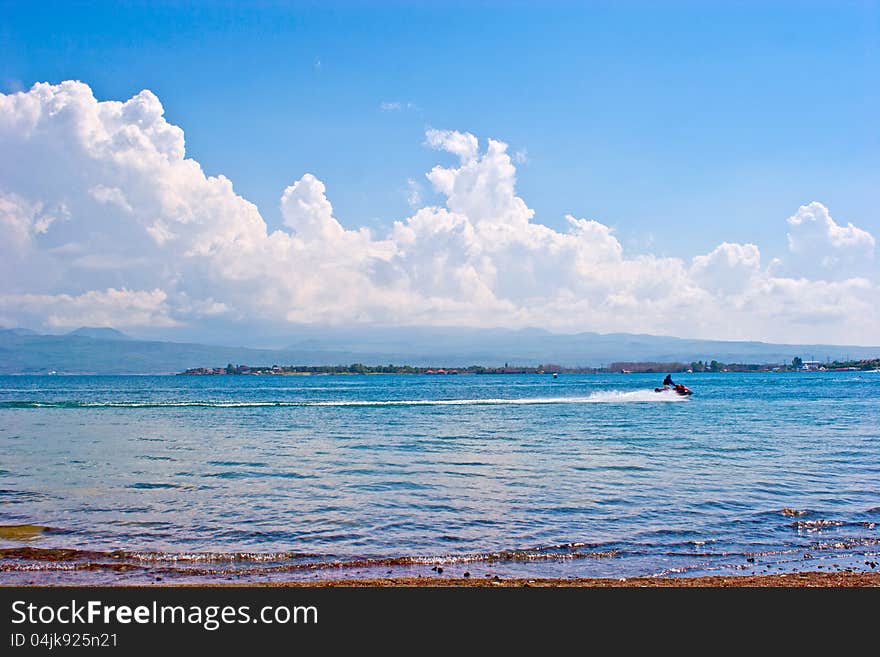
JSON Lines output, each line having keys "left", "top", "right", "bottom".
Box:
{"left": 654, "top": 383, "right": 693, "bottom": 396}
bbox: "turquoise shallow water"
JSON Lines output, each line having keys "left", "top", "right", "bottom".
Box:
{"left": 0, "top": 372, "right": 878, "bottom": 583}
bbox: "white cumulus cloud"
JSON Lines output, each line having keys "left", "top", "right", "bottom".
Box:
{"left": 0, "top": 288, "right": 177, "bottom": 328}
{"left": 691, "top": 242, "right": 762, "bottom": 296}
{"left": 786, "top": 201, "right": 875, "bottom": 278}
{"left": 0, "top": 81, "right": 877, "bottom": 344}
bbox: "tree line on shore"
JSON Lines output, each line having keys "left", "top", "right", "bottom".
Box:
{"left": 180, "top": 357, "right": 880, "bottom": 375}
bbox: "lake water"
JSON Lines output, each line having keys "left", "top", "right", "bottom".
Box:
{"left": 1, "top": 372, "right": 878, "bottom": 583}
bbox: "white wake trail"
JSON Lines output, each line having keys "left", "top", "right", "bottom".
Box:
{"left": 4, "top": 389, "right": 689, "bottom": 409}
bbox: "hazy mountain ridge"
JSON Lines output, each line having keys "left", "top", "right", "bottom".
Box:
{"left": 1, "top": 326, "right": 878, "bottom": 374}
{"left": 64, "top": 327, "right": 132, "bottom": 340}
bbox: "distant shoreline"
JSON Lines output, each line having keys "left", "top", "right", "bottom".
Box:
{"left": 5, "top": 369, "right": 878, "bottom": 376}
{"left": 4, "top": 367, "right": 878, "bottom": 376}
{"left": 179, "top": 359, "right": 880, "bottom": 376}
{"left": 6, "top": 327, "right": 879, "bottom": 376}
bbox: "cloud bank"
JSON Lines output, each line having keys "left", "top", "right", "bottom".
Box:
{"left": 1, "top": 81, "right": 877, "bottom": 343}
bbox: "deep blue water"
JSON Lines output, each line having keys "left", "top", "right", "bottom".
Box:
{"left": 0, "top": 372, "right": 878, "bottom": 583}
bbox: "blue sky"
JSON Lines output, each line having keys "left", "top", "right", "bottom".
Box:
{"left": 0, "top": 1, "right": 878, "bottom": 343}
{"left": 3, "top": 1, "right": 877, "bottom": 258}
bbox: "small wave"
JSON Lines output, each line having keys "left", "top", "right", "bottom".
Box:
{"left": 202, "top": 470, "right": 309, "bottom": 480}
{"left": 791, "top": 519, "right": 845, "bottom": 532}
{"left": 0, "top": 489, "right": 47, "bottom": 503}
{"left": 812, "top": 537, "right": 880, "bottom": 551}
{"left": 0, "top": 390, "right": 688, "bottom": 410}
{"left": 1, "top": 544, "right": 616, "bottom": 576}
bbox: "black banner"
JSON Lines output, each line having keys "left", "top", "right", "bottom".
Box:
{"left": 0, "top": 585, "right": 873, "bottom": 652}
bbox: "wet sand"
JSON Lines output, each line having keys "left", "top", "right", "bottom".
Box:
{"left": 154, "top": 571, "right": 880, "bottom": 587}
{"left": 3, "top": 548, "right": 878, "bottom": 586}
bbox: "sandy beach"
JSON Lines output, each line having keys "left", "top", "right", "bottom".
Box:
{"left": 301, "top": 572, "right": 878, "bottom": 587}
{"left": 136, "top": 572, "right": 879, "bottom": 587}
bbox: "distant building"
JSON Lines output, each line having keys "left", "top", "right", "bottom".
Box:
{"left": 802, "top": 360, "right": 822, "bottom": 371}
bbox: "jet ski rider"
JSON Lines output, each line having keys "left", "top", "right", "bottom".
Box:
{"left": 662, "top": 374, "right": 675, "bottom": 388}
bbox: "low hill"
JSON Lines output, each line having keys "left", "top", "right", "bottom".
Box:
{"left": 65, "top": 327, "right": 132, "bottom": 340}
{"left": 0, "top": 326, "right": 877, "bottom": 374}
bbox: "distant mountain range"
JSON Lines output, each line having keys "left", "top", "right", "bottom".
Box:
{"left": 63, "top": 327, "right": 132, "bottom": 341}
{"left": 0, "top": 326, "right": 878, "bottom": 374}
